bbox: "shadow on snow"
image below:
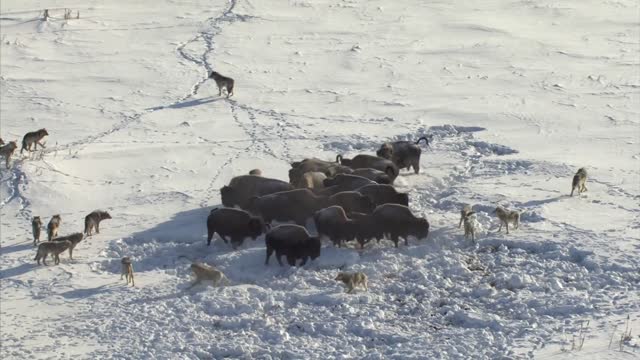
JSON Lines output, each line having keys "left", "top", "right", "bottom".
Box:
{"left": 145, "top": 97, "right": 221, "bottom": 111}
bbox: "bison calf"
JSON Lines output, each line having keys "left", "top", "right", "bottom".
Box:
{"left": 265, "top": 225, "right": 321, "bottom": 266}
{"left": 371, "top": 204, "right": 429, "bottom": 247}
{"left": 206, "top": 207, "right": 266, "bottom": 248}
{"left": 314, "top": 206, "right": 357, "bottom": 247}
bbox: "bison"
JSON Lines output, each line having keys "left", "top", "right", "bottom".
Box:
{"left": 206, "top": 207, "right": 267, "bottom": 248}
{"left": 265, "top": 225, "right": 321, "bottom": 266}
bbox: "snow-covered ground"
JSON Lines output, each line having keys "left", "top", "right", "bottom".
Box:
{"left": 1, "top": 0, "right": 639, "bottom": 358}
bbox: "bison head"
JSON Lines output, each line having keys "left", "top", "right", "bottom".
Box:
{"left": 376, "top": 143, "right": 393, "bottom": 159}
{"left": 308, "top": 237, "right": 322, "bottom": 260}
{"left": 220, "top": 186, "right": 236, "bottom": 207}
{"left": 398, "top": 193, "right": 410, "bottom": 206}
{"left": 288, "top": 167, "right": 302, "bottom": 184}
{"left": 373, "top": 174, "right": 392, "bottom": 185}
{"left": 248, "top": 217, "right": 266, "bottom": 238}
{"left": 323, "top": 176, "right": 339, "bottom": 187}
{"left": 356, "top": 195, "right": 375, "bottom": 214}
{"left": 415, "top": 218, "right": 430, "bottom": 240}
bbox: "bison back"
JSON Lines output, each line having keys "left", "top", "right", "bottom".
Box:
{"left": 265, "top": 225, "right": 311, "bottom": 250}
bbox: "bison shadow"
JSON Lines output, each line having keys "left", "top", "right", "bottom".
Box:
{"left": 110, "top": 205, "right": 222, "bottom": 273}
{"left": 130, "top": 205, "right": 219, "bottom": 243}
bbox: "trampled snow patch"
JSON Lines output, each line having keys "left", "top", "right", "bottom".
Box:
{"left": 468, "top": 141, "right": 518, "bottom": 156}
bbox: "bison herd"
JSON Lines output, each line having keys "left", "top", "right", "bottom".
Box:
{"left": 207, "top": 137, "right": 431, "bottom": 266}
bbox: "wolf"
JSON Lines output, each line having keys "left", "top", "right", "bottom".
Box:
{"left": 335, "top": 272, "right": 368, "bottom": 293}
{"left": 21, "top": 128, "right": 48, "bottom": 154}
{"left": 458, "top": 204, "right": 473, "bottom": 228}
{"left": 52, "top": 232, "right": 84, "bottom": 259}
{"left": 121, "top": 257, "right": 135, "bottom": 286}
{"left": 209, "top": 71, "right": 234, "bottom": 98}
{"left": 32, "top": 216, "right": 43, "bottom": 246}
{"left": 493, "top": 206, "right": 520, "bottom": 235}
{"left": 34, "top": 240, "right": 72, "bottom": 265}
{"left": 570, "top": 167, "right": 588, "bottom": 196}
{"left": 0, "top": 141, "right": 18, "bottom": 169}
{"left": 186, "top": 262, "right": 229, "bottom": 289}
{"left": 84, "top": 210, "right": 112, "bottom": 235}
{"left": 462, "top": 211, "right": 477, "bottom": 242}
{"left": 47, "top": 214, "right": 62, "bottom": 241}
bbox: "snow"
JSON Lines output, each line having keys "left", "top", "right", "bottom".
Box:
{"left": 1, "top": 0, "right": 639, "bottom": 359}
